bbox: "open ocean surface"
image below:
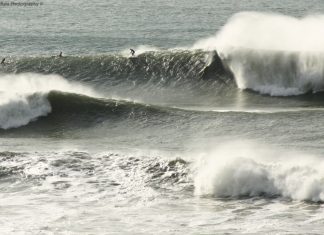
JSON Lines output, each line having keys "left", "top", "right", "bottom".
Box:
{"left": 2, "top": 0, "right": 324, "bottom": 234}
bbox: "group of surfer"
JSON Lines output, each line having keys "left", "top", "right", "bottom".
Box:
{"left": 0, "top": 51, "right": 64, "bottom": 66}
{"left": 0, "top": 49, "right": 135, "bottom": 66}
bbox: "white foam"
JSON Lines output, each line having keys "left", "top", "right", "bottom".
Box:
{"left": 192, "top": 12, "right": 324, "bottom": 96}
{"left": 0, "top": 92, "right": 51, "bottom": 129}
{"left": 0, "top": 73, "right": 96, "bottom": 129}
{"left": 224, "top": 49, "right": 324, "bottom": 95}
{"left": 194, "top": 141, "right": 324, "bottom": 202}
{"left": 121, "top": 45, "right": 160, "bottom": 57}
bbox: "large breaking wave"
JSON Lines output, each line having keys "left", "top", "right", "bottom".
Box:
{"left": 194, "top": 141, "right": 324, "bottom": 202}
{"left": 193, "top": 12, "right": 324, "bottom": 96}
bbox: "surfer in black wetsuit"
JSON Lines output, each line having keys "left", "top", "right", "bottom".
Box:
{"left": 1, "top": 58, "right": 5, "bottom": 65}
{"left": 130, "top": 49, "right": 135, "bottom": 57}
{"left": 58, "top": 51, "right": 63, "bottom": 57}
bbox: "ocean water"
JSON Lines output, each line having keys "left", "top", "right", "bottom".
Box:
{"left": 2, "top": 0, "right": 324, "bottom": 234}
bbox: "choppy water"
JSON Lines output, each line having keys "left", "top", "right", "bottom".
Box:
{"left": 2, "top": 0, "right": 324, "bottom": 234}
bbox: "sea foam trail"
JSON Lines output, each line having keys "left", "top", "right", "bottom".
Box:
{"left": 0, "top": 73, "right": 96, "bottom": 129}
{"left": 193, "top": 12, "right": 324, "bottom": 96}
{"left": 194, "top": 141, "right": 324, "bottom": 202}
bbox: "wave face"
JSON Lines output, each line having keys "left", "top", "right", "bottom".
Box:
{"left": 1, "top": 50, "right": 229, "bottom": 88}
{"left": 193, "top": 12, "right": 324, "bottom": 96}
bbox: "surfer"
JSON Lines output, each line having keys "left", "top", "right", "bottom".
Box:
{"left": 58, "top": 51, "right": 63, "bottom": 57}
{"left": 0, "top": 58, "right": 5, "bottom": 65}
{"left": 130, "top": 49, "right": 135, "bottom": 57}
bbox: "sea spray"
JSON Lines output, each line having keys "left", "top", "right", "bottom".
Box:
{"left": 193, "top": 12, "right": 324, "bottom": 95}
{"left": 193, "top": 12, "right": 324, "bottom": 52}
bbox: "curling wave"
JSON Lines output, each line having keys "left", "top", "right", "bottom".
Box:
{"left": 0, "top": 72, "right": 182, "bottom": 131}
{"left": 0, "top": 73, "right": 97, "bottom": 129}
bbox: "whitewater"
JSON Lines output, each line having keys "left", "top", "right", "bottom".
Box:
{"left": 2, "top": 1, "right": 324, "bottom": 234}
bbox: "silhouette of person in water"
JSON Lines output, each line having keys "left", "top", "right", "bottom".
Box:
{"left": 58, "top": 51, "right": 63, "bottom": 57}
{"left": 1, "top": 58, "right": 5, "bottom": 65}
{"left": 130, "top": 49, "right": 135, "bottom": 57}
